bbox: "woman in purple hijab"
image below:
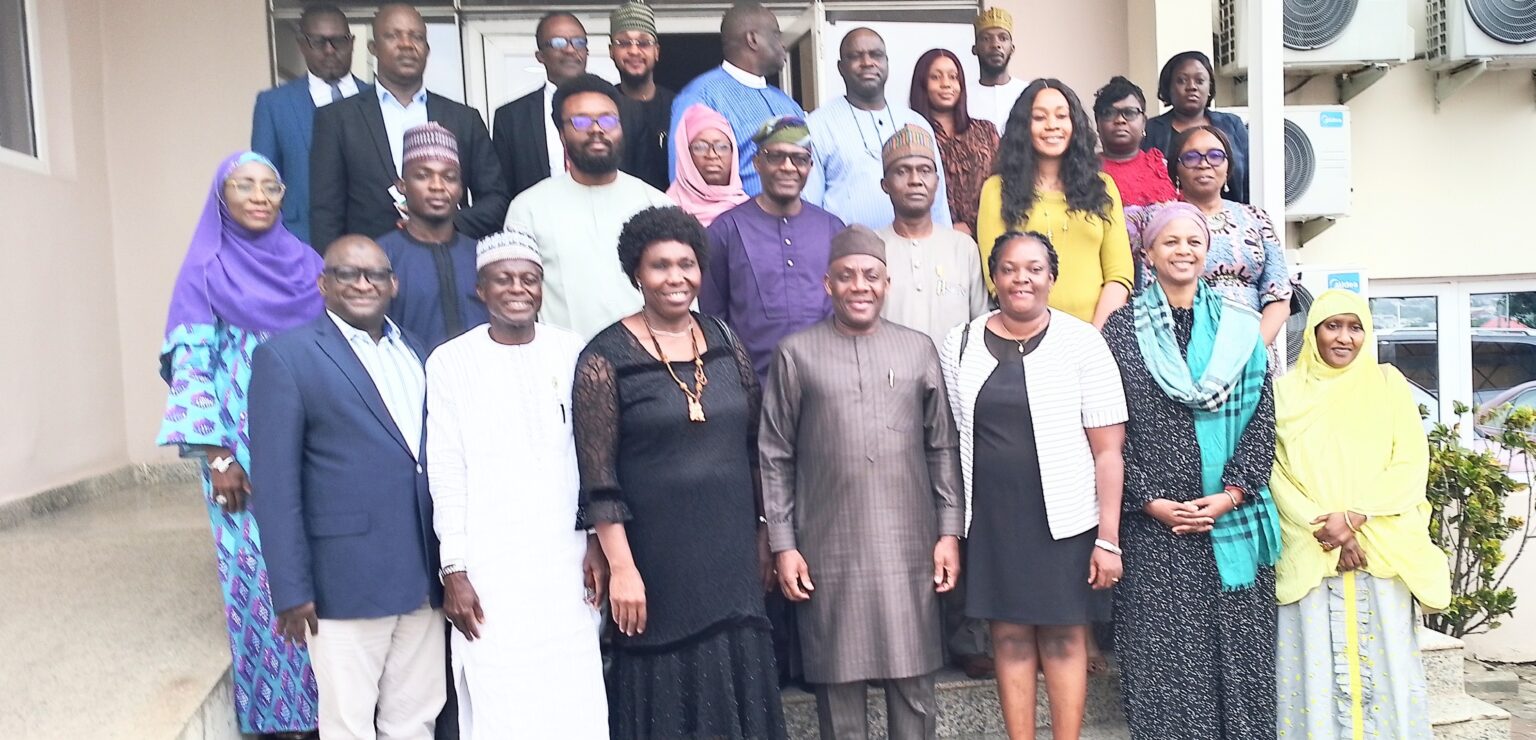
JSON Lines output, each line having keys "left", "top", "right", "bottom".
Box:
{"left": 155, "top": 152, "right": 323, "bottom": 737}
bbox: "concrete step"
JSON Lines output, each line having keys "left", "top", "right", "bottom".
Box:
{"left": 1431, "top": 693, "right": 1513, "bottom": 740}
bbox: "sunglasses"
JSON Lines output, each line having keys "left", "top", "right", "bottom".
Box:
{"left": 542, "top": 36, "right": 589, "bottom": 51}
{"left": 302, "top": 33, "right": 354, "bottom": 50}
{"left": 1178, "top": 148, "right": 1228, "bottom": 168}
{"left": 760, "top": 151, "right": 812, "bottom": 168}
{"left": 569, "top": 114, "right": 621, "bottom": 132}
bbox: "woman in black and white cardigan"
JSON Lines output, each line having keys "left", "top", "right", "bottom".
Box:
{"left": 939, "top": 230, "right": 1128, "bottom": 740}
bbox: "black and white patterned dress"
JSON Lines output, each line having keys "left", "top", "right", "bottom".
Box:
{"left": 1100, "top": 304, "right": 1278, "bottom": 740}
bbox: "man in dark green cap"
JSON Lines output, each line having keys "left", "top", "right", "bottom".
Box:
{"left": 609, "top": 0, "right": 673, "bottom": 190}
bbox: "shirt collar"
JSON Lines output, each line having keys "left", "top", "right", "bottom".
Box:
{"left": 377, "top": 83, "right": 427, "bottom": 108}
{"left": 328, "top": 310, "right": 403, "bottom": 345}
{"left": 309, "top": 72, "right": 357, "bottom": 93}
{"left": 721, "top": 60, "right": 767, "bottom": 89}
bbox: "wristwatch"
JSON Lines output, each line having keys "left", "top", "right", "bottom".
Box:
{"left": 439, "top": 563, "right": 468, "bottom": 584}
{"left": 209, "top": 455, "right": 235, "bottom": 473}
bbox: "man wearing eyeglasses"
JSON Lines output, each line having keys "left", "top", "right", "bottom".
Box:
{"left": 250, "top": 235, "right": 445, "bottom": 740}
{"left": 311, "top": 3, "right": 509, "bottom": 253}
{"left": 608, "top": 0, "right": 673, "bottom": 192}
{"left": 251, "top": 3, "right": 366, "bottom": 244}
{"left": 504, "top": 74, "right": 674, "bottom": 339}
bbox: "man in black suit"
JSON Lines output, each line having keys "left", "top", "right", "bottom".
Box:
{"left": 310, "top": 2, "right": 508, "bottom": 252}
{"left": 490, "top": 12, "right": 658, "bottom": 199}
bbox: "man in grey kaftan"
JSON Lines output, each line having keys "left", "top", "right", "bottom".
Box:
{"left": 760, "top": 225, "right": 965, "bottom": 740}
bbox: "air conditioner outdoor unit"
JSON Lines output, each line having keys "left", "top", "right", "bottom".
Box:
{"left": 1283, "top": 105, "right": 1351, "bottom": 221}
{"left": 1428, "top": 0, "right": 1536, "bottom": 69}
{"left": 1218, "top": 0, "right": 1411, "bottom": 74}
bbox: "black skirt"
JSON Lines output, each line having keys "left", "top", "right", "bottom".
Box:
{"left": 608, "top": 621, "right": 787, "bottom": 740}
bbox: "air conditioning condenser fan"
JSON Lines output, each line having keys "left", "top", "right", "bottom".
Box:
{"left": 1283, "top": 119, "right": 1315, "bottom": 207}
{"left": 1284, "top": 0, "right": 1360, "bottom": 50}
{"left": 1467, "top": 0, "right": 1536, "bottom": 45}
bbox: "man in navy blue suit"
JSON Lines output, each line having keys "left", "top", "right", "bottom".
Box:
{"left": 249, "top": 235, "right": 444, "bottom": 740}
{"left": 251, "top": 3, "right": 367, "bottom": 245}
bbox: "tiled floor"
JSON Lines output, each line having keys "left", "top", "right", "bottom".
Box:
{"left": 1467, "top": 662, "right": 1536, "bottom": 739}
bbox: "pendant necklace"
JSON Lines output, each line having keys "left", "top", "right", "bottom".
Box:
{"left": 644, "top": 314, "right": 709, "bottom": 422}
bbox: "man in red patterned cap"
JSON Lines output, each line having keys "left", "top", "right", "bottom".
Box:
{"left": 378, "top": 122, "right": 489, "bottom": 351}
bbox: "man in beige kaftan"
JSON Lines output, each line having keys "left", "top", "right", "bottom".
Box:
{"left": 759, "top": 225, "right": 965, "bottom": 740}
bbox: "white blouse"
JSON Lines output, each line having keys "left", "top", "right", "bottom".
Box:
{"left": 940, "top": 309, "right": 1128, "bottom": 538}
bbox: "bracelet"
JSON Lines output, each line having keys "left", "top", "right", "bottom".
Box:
{"left": 438, "top": 563, "right": 468, "bottom": 584}
{"left": 1094, "top": 538, "right": 1122, "bottom": 556}
{"left": 1223, "top": 489, "right": 1240, "bottom": 509}
{"left": 1345, "top": 512, "right": 1364, "bottom": 533}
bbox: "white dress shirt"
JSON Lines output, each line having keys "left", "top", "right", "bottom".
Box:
{"left": 307, "top": 72, "right": 361, "bottom": 108}
{"left": 721, "top": 60, "right": 768, "bottom": 89}
{"left": 378, "top": 85, "right": 429, "bottom": 177}
{"left": 542, "top": 82, "right": 565, "bottom": 176}
{"left": 328, "top": 311, "right": 427, "bottom": 459}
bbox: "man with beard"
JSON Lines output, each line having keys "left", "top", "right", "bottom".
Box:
{"left": 310, "top": 2, "right": 507, "bottom": 250}
{"left": 700, "top": 116, "right": 844, "bottom": 381}
{"left": 425, "top": 228, "right": 609, "bottom": 738}
{"left": 759, "top": 225, "right": 964, "bottom": 740}
{"left": 804, "top": 27, "right": 951, "bottom": 230}
{"left": 609, "top": 0, "right": 672, "bottom": 191}
{"left": 251, "top": 3, "right": 366, "bottom": 244}
{"left": 966, "top": 8, "right": 1026, "bottom": 133}
{"left": 505, "top": 73, "right": 673, "bottom": 338}
{"left": 670, "top": 2, "right": 804, "bottom": 196}
{"left": 377, "top": 123, "right": 488, "bottom": 351}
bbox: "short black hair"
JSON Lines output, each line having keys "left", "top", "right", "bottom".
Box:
{"left": 617, "top": 207, "right": 711, "bottom": 288}
{"left": 1093, "top": 75, "right": 1146, "bottom": 119}
{"left": 535, "top": 11, "right": 581, "bottom": 44}
{"left": 1157, "top": 50, "right": 1215, "bottom": 106}
{"left": 1166, "top": 124, "right": 1235, "bottom": 187}
{"left": 550, "top": 73, "right": 623, "bottom": 128}
{"left": 299, "top": 3, "right": 346, "bottom": 29}
{"left": 989, "top": 231, "right": 1059, "bottom": 280}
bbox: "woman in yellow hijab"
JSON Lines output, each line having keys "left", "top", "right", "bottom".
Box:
{"left": 1272, "top": 289, "right": 1450, "bottom": 740}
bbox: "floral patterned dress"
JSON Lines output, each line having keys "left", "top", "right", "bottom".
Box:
{"left": 1133, "top": 200, "right": 1292, "bottom": 312}
{"left": 157, "top": 319, "right": 318, "bottom": 734}
{"left": 935, "top": 118, "right": 1001, "bottom": 235}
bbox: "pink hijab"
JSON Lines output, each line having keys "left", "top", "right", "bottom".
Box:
{"left": 666, "top": 104, "right": 749, "bottom": 227}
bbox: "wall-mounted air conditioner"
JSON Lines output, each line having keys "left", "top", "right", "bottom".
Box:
{"left": 1294, "top": 264, "right": 1369, "bottom": 300}
{"left": 1283, "top": 105, "right": 1351, "bottom": 221}
{"left": 1218, "top": 0, "right": 1411, "bottom": 74}
{"left": 1428, "top": 0, "right": 1536, "bottom": 69}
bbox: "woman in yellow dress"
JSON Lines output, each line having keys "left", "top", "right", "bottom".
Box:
{"left": 1272, "top": 289, "right": 1451, "bottom": 739}
{"left": 976, "top": 78, "right": 1133, "bottom": 328}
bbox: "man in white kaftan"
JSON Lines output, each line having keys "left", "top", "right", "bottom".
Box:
{"left": 425, "top": 229, "right": 607, "bottom": 738}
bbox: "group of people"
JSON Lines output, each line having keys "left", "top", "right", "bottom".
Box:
{"left": 155, "top": 2, "right": 1452, "bottom": 739}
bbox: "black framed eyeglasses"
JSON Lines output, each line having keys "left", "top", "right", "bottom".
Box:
{"left": 542, "top": 36, "right": 589, "bottom": 51}
{"left": 688, "top": 141, "right": 733, "bottom": 157}
{"left": 569, "top": 114, "right": 621, "bottom": 132}
{"left": 1098, "top": 106, "right": 1144, "bottom": 122}
{"left": 302, "top": 33, "right": 354, "bottom": 50}
{"left": 325, "top": 267, "right": 395, "bottom": 286}
{"left": 760, "top": 151, "right": 812, "bottom": 168}
{"left": 1178, "top": 148, "right": 1228, "bottom": 169}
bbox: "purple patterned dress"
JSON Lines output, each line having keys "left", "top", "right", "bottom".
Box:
{"left": 157, "top": 319, "right": 318, "bottom": 734}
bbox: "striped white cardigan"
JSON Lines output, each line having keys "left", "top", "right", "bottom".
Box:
{"left": 939, "top": 309, "right": 1128, "bottom": 539}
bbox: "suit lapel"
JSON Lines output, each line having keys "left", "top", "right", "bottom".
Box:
{"left": 525, "top": 95, "right": 550, "bottom": 179}
{"left": 287, "top": 80, "right": 316, "bottom": 147}
{"left": 360, "top": 92, "right": 399, "bottom": 179}
{"left": 313, "top": 319, "right": 414, "bottom": 458}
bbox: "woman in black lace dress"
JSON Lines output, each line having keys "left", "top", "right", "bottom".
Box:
{"left": 572, "top": 206, "right": 786, "bottom": 739}
{"left": 1101, "top": 202, "right": 1279, "bottom": 740}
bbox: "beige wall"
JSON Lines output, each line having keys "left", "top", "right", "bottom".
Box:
{"left": 100, "top": 0, "right": 271, "bottom": 466}
{"left": 1288, "top": 63, "right": 1536, "bottom": 279}
{"left": 0, "top": 0, "right": 127, "bottom": 503}
{"left": 989, "top": 0, "right": 1130, "bottom": 103}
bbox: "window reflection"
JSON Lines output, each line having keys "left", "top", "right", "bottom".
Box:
{"left": 1373, "top": 296, "right": 1439, "bottom": 424}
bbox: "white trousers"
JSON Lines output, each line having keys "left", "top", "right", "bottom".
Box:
{"left": 308, "top": 602, "right": 446, "bottom": 740}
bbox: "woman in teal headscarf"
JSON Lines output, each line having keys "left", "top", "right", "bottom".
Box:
{"left": 1100, "top": 201, "right": 1281, "bottom": 739}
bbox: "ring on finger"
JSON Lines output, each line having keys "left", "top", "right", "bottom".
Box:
{"left": 214, "top": 494, "right": 229, "bottom": 505}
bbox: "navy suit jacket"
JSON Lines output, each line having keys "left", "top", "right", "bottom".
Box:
{"left": 250, "top": 76, "right": 369, "bottom": 245}
{"left": 248, "top": 315, "right": 442, "bottom": 620}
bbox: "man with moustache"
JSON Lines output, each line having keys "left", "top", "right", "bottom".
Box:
{"left": 804, "top": 28, "right": 951, "bottom": 230}
{"left": 609, "top": 0, "right": 672, "bottom": 191}
{"left": 310, "top": 2, "right": 507, "bottom": 251}
{"left": 670, "top": 2, "right": 804, "bottom": 196}
{"left": 378, "top": 123, "right": 488, "bottom": 351}
{"left": 759, "top": 225, "right": 964, "bottom": 740}
{"left": 251, "top": 3, "right": 367, "bottom": 244}
{"left": 700, "top": 116, "right": 844, "bottom": 380}
{"left": 504, "top": 73, "right": 673, "bottom": 338}
{"left": 425, "top": 228, "right": 609, "bottom": 738}
{"left": 250, "top": 236, "right": 443, "bottom": 740}
{"left": 967, "top": 8, "right": 1026, "bottom": 133}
